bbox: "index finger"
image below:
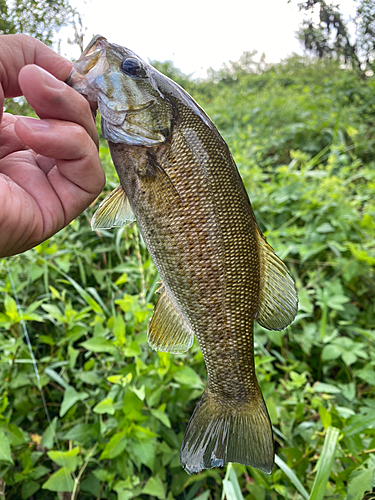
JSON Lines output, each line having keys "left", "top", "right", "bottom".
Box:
{"left": 0, "top": 34, "right": 72, "bottom": 99}
{"left": 18, "top": 64, "right": 98, "bottom": 147}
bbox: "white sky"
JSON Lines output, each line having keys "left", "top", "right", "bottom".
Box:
{"left": 59, "top": 0, "right": 358, "bottom": 78}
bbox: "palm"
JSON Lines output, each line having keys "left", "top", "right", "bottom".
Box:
{"left": 0, "top": 114, "right": 62, "bottom": 254}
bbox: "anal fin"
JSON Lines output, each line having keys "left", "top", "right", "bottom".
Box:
{"left": 255, "top": 224, "right": 298, "bottom": 331}
{"left": 91, "top": 185, "right": 135, "bottom": 230}
{"left": 148, "top": 286, "right": 193, "bottom": 354}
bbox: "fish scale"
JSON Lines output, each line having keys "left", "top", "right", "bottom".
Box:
{"left": 68, "top": 35, "right": 298, "bottom": 475}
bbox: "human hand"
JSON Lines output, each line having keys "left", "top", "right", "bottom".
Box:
{"left": 0, "top": 34, "right": 105, "bottom": 258}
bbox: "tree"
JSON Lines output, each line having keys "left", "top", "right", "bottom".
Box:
{"left": 0, "top": 0, "right": 81, "bottom": 46}
{"left": 295, "top": 0, "right": 375, "bottom": 74}
{"left": 0, "top": 0, "right": 84, "bottom": 115}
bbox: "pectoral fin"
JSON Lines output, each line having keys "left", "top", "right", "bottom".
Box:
{"left": 140, "top": 153, "right": 182, "bottom": 209}
{"left": 255, "top": 224, "right": 298, "bottom": 331}
{"left": 91, "top": 185, "right": 135, "bottom": 230}
{"left": 148, "top": 286, "right": 193, "bottom": 354}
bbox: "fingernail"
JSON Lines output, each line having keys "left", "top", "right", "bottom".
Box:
{"left": 18, "top": 117, "right": 50, "bottom": 132}
{"left": 36, "top": 66, "right": 65, "bottom": 89}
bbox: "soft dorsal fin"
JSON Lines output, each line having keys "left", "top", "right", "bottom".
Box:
{"left": 148, "top": 286, "right": 194, "bottom": 354}
{"left": 255, "top": 224, "right": 298, "bottom": 331}
{"left": 91, "top": 185, "right": 136, "bottom": 230}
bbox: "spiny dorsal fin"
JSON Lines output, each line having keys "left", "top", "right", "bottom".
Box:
{"left": 148, "top": 286, "right": 194, "bottom": 354}
{"left": 255, "top": 224, "right": 298, "bottom": 331}
{"left": 91, "top": 185, "right": 135, "bottom": 230}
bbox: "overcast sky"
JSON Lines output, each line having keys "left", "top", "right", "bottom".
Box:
{"left": 59, "top": 0, "right": 358, "bottom": 78}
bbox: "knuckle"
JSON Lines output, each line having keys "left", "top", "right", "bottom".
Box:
{"left": 76, "top": 92, "right": 92, "bottom": 116}
{"left": 71, "top": 123, "right": 88, "bottom": 143}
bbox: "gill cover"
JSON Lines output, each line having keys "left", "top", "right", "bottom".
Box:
{"left": 69, "top": 36, "right": 173, "bottom": 146}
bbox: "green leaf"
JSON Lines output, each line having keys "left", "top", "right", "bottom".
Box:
{"left": 309, "top": 426, "right": 340, "bottom": 500}
{"left": 60, "top": 387, "right": 89, "bottom": 417}
{"left": 173, "top": 367, "right": 204, "bottom": 389}
{"left": 114, "top": 314, "right": 126, "bottom": 344}
{"left": 122, "top": 391, "right": 144, "bottom": 420}
{"left": 316, "top": 222, "right": 334, "bottom": 233}
{"left": 313, "top": 382, "right": 341, "bottom": 394}
{"left": 132, "top": 440, "right": 156, "bottom": 472}
{"left": 123, "top": 340, "right": 141, "bottom": 357}
{"left": 29, "top": 465, "right": 50, "bottom": 481}
{"left": 343, "top": 414, "right": 375, "bottom": 437}
{"left": 80, "top": 336, "right": 117, "bottom": 354}
{"left": 68, "top": 345, "right": 79, "bottom": 369}
{"left": 107, "top": 373, "right": 132, "bottom": 387}
{"left": 64, "top": 423, "right": 100, "bottom": 444}
{"left": 42, "top": 467, "right": 74, "bottom": 492}
{"left": 41, "top": 417, "right": 57, "bottom": 449}
{"left": 114, "top": 480, "right": 142, "bottom": 500}
{"left": 93, "top": 397, "right": 116, "bottom": 415}
{"left": 151, "top": 409, "right": 171, "bottom": 428}
{"left": 195, "top": 493, "right": 210, "bottom": 500}
{"left": 297, "top": 288, "right": 314, "bottom": 314}
{"left": 5, "top": 423, "right": 30, "bottom": 445}
{"left": 130, "top": 384, "right": 146, "bottom": 401}
{"left": 44, "top": 367, "right": 70, "bottom": 390}
{"left": 346, "top": 468, "right": 374, "bottom": 500}
{"left": 275, "top": 454, "right": 309, "bottom": 500}
{"left": 4, "top": 294, "right": 20, "bottom": 323}
{"left": 133, "top": 425, "right": 158, "bottom": 439}
{"left": 326, "top": 294, "right": 349, "bottom": 311}
{"left": 47, "top": 447, "right": 79, "bottom": 472}
{"left": 318, "top": 405, "right": 332, "bottom": 430}
{"left": 116, "top": 294, "right": 135, "bottom": 313}
{"left": 321, "top": 345, "right": 341, "bottom": 362}
{"left": 142, "top": 476, "right": 166, "bottom": 499}
{"left": 21, "top": 480, "right": 40, "bottom": 499}
{"left": 342, "top": 351, "right": 357, "bottom": 366}
{"left": 0, "top": 430, "right": 14, "bottom": 464}
{"left": 356, "top": 368, "right": 375, "bottom": 387}
{"left": 100, "top": 430, "right": 127, "bottom": 460}
{"left": 77, "top": 370, "right": 102, "bottom": 385}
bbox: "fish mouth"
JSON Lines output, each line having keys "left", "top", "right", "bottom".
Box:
{"left": 67, "top": 35, "right": 110, "bottom": 103}
{"left": 80, "top": 35, "right": 108, "bottom": 59}
{"left": 74, "top": 35, "right": 108, "bottom": 76}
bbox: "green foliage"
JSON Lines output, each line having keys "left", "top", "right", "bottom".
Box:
{"left": 0, "top": 0, "right": 78, "bottom": 45}
{"left": 1, "top": 0, "right": 83, "bottom": 117}
{"left": 1, "top": 56, "right": 375, "bottom": 498}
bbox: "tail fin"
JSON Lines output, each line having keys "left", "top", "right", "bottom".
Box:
{"left": 180, "top": 391, "right": 274, "bottom": 474}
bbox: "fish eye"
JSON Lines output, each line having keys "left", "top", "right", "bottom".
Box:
{"left": 120, "top": 58, "right": 147, "bottom": 78}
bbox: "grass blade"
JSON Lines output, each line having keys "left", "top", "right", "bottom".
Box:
{"left": 63, "top": 275, "right": 103, "bottom": 314}
{"left": 309, "top": 426, "right": 340, "bottom": 500}
{"left": 275, "top": 454, "right": 309, "bottom": 500}
{"left": 221, "top": 463, "right": 245, "bottom": 500}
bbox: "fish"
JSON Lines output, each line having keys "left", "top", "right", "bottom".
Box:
{"left": 68, "top": 35, "right": 298, "bottom": 475}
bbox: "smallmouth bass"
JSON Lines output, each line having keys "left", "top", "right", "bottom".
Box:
{"left": 68, "top": 35, "right": 298, "bottom": 475}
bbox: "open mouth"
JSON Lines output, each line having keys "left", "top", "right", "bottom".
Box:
{"left": 82, "top": 35, "right": 107, "bottom": 55}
